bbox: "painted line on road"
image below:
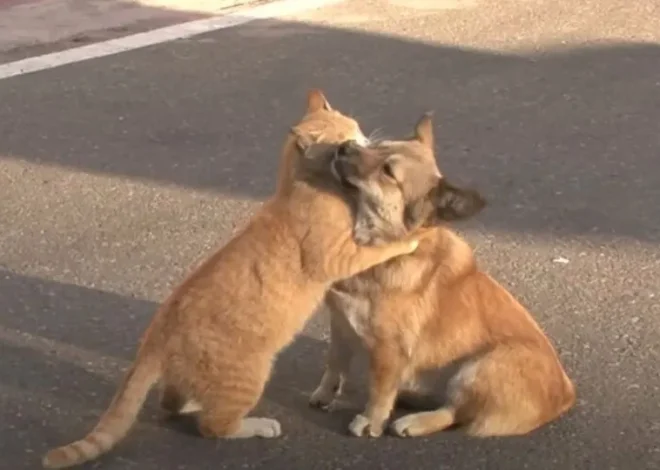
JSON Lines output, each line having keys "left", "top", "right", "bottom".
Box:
{"left": 0, "top": 0, "right": 343, "bottom": 81}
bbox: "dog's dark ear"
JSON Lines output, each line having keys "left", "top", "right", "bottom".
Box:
{"left": 406, "top": 178, "right": 486, "bottom": 227}
{"left": 307, "top": 89, "right": 332, "bottom": 113}
{"left": 433, "top": 179, "right": 486, "bottom": 222}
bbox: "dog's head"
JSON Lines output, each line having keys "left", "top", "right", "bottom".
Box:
{"left": 331, "top": 113, "right": 486, "bottom": 244}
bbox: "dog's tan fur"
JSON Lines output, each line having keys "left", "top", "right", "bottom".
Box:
{"left": 309, "top": 114, "right": 576, "bottom": 439}
{"left": 41, "top": 92, "right": 421, "bottom": 469}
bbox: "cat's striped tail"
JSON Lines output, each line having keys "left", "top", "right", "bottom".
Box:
{"left": 42, "top": 354, "right": 161, "bottom": 468}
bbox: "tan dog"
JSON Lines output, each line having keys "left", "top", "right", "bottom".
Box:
{"left": 41, "top": 97, "right": 421, "bottom": 469}
{"left": 309, "top": 114, "right": 576, "bottom": 439}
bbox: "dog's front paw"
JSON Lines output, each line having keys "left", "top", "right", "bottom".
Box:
{"left": 348, "top": 414, "right": 384, "bottom": 438}
{"left": 390, "top": 414, "right": 419, "bottom": 437}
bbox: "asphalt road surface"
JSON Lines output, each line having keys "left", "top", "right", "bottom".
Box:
{"left": 1, "top": 0, "right": 659, "bottom": 469}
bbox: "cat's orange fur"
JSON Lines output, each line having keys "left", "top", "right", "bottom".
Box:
{"left": 41, "top": 91, "right": 419, "bottom": 469}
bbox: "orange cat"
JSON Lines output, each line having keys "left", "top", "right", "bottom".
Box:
{"left": 41, "top": 95, "right": 420, "bottom": 469}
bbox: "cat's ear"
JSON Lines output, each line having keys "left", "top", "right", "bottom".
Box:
{"left": 307, "top": 89, "right": 333, "bottom": 113}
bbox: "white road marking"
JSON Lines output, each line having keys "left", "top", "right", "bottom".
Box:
{"left": 0, "top": 0, "right": 342, "bottom": 81}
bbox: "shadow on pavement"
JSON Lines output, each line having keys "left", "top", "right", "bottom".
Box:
{"left": 0, "top": 270, "right": 656, "bottom": 470}
{"left": 0, "top": 270, "right": 342, "bottom": 469}
{"left": 1, "top": 18, "right": 659, "bottom": 243}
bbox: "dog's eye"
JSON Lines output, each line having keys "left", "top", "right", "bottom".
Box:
{"left": 382, "top": 162, "right": 396, "bottom": 180}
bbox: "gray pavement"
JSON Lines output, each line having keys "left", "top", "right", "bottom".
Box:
{"left": 1, "top": 0, "right": 659, "bottom": 469}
